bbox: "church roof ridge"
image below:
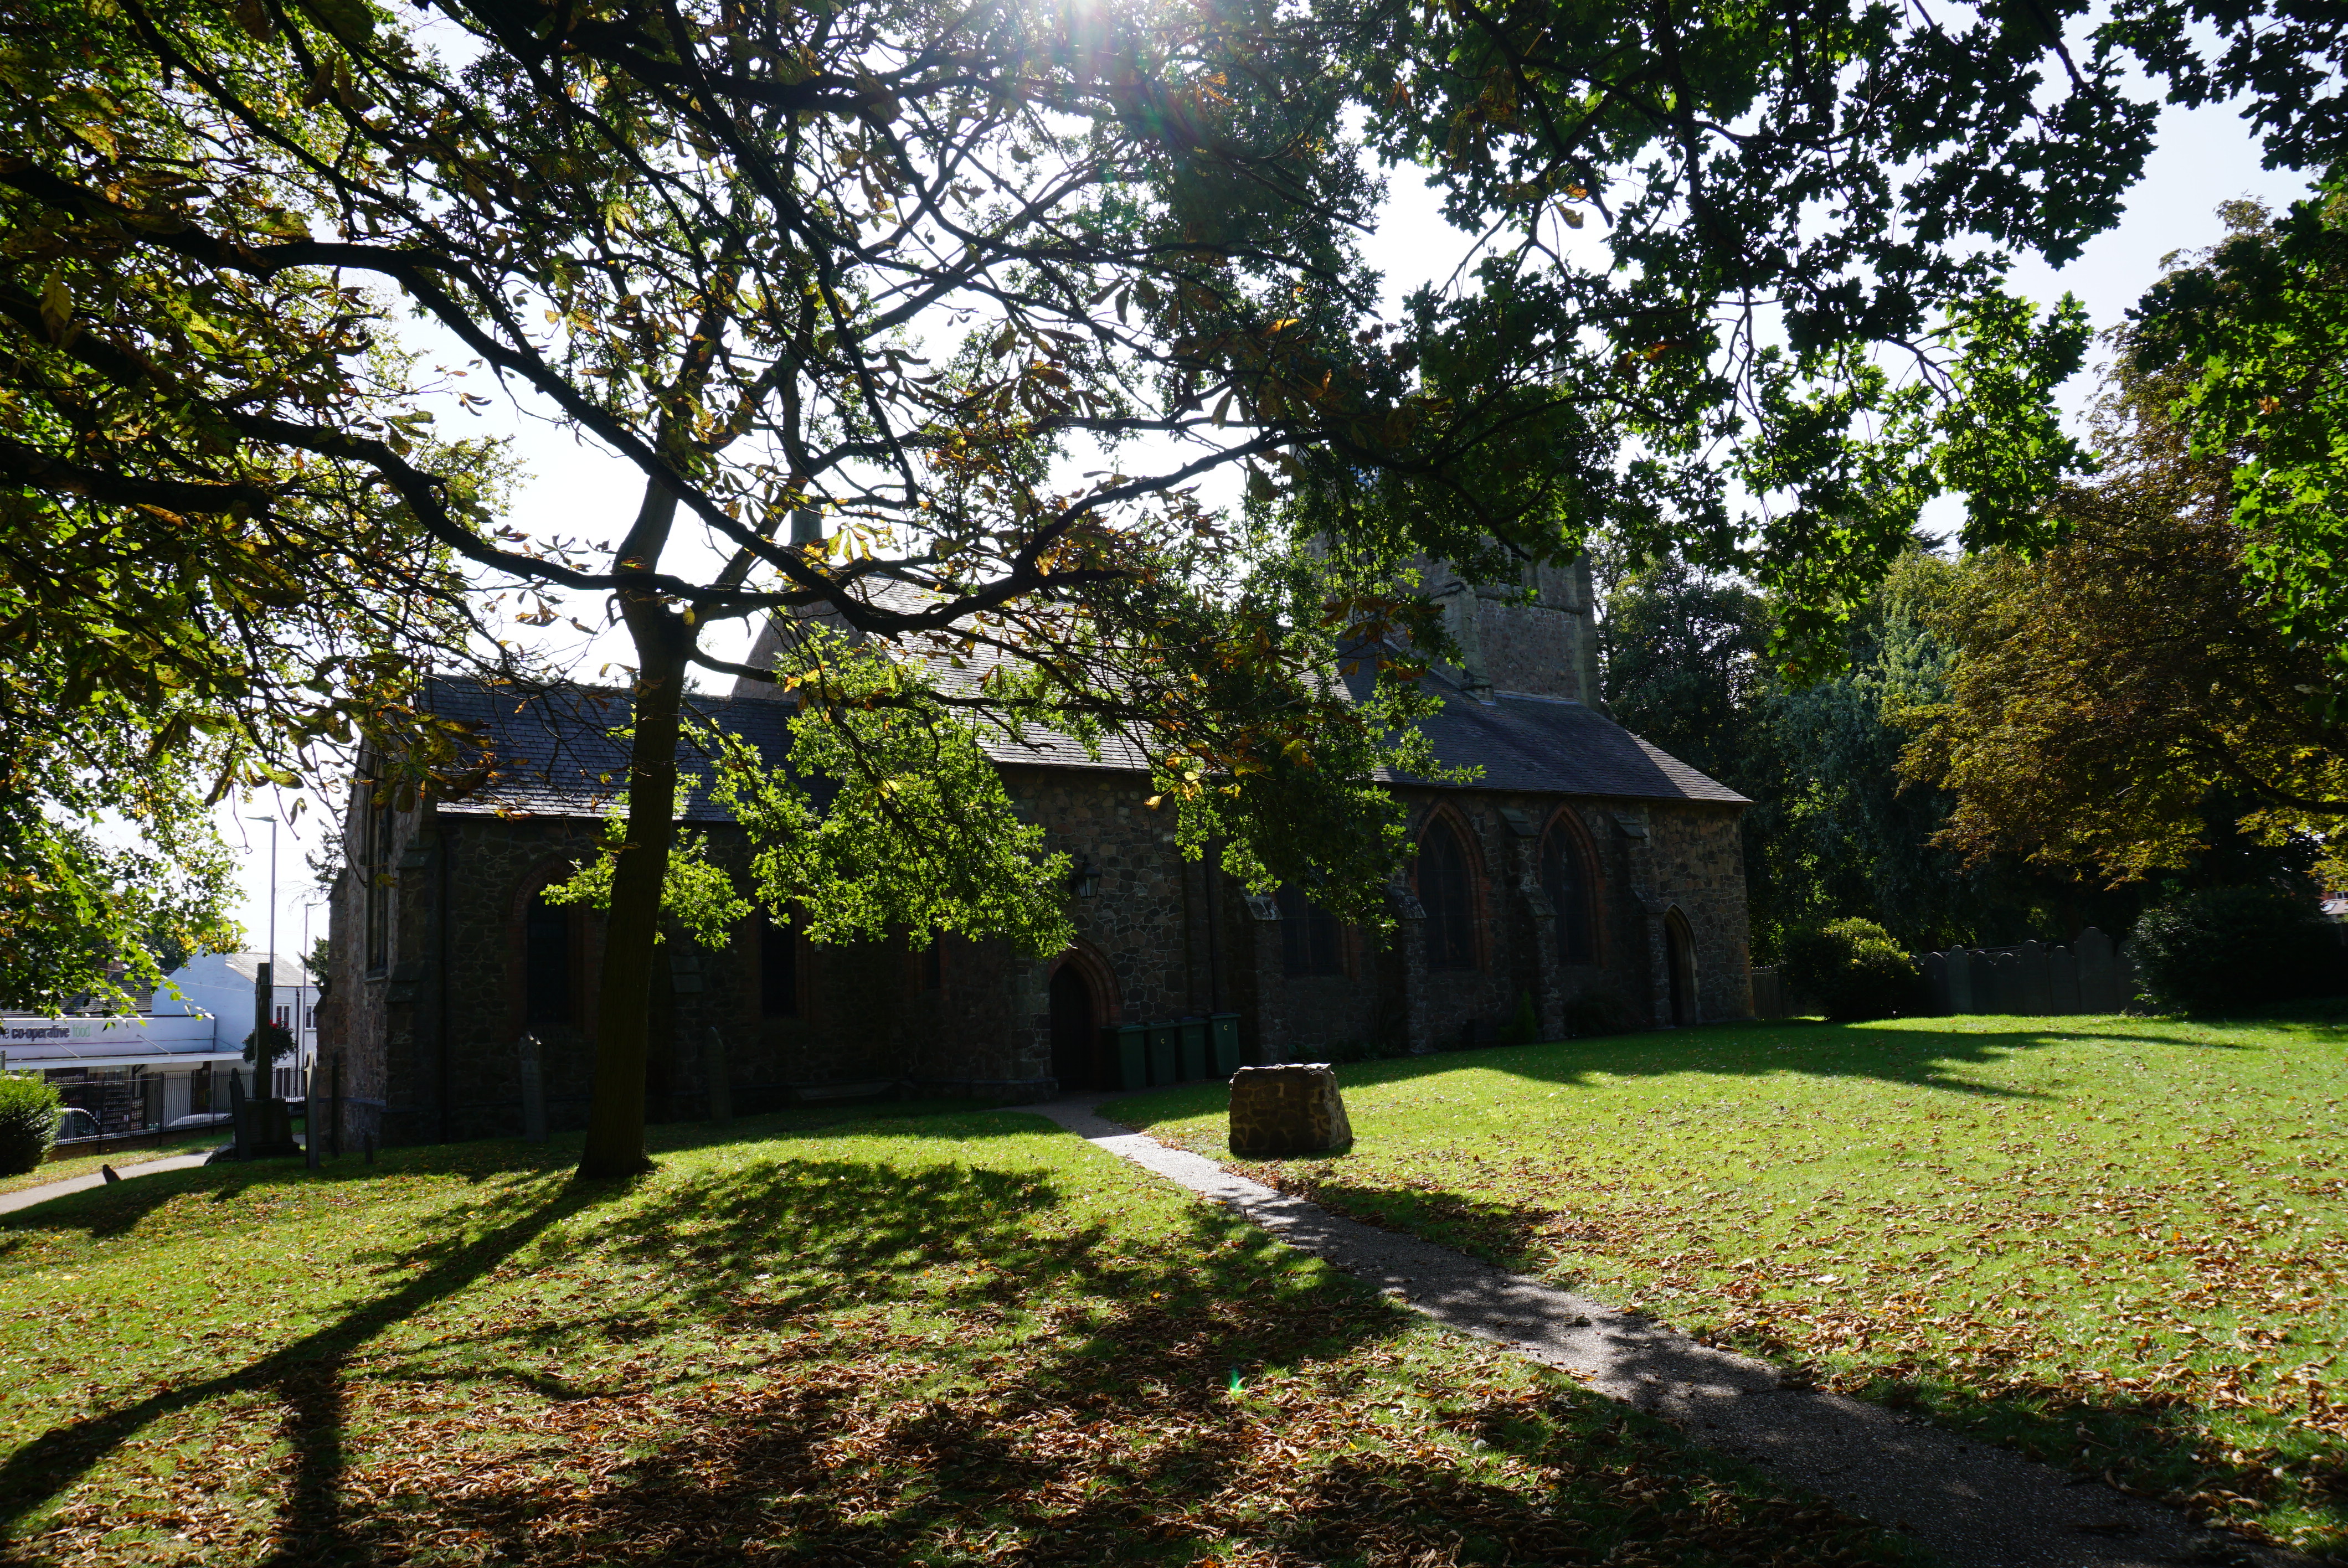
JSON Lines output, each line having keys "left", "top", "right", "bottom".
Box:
{"left": 424, "top": 643, "right": 1745, "bottom": 819}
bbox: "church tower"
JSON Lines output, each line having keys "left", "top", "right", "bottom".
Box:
{"left": 1422, "top": 555, "right": 1601, "bottom": 705}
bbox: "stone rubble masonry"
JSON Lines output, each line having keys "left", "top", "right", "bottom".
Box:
{"left": 330, "top": 762, "right": 1750, "bottom": 1148}
{"left": 1227, "top": 1064, "right": 1354, "bottom": 1156}
{"left": 1419, "top": 555, "right": 1600, "bottom": 703}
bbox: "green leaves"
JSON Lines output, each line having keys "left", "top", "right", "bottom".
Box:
{"left": 541, "top": 781, "right": 755, "bottom": 950}
{"left": 1898, "top": 364, "right": 2348, "bottom": 889}
{"left": 707, "top": 636, "right": 1073, "bottom": 958}
{"left": 2131, "top": 171, "right": 2348, "bottom": 689}
{"left": 1930, "top": 292, "right": 2097, "bottom": 549}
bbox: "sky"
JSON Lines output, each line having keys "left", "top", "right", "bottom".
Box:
{"left": 201, "top": 85, "right": 2316, "bottom": 971}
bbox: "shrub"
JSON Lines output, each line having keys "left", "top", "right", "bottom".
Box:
{"left": 2130, "top": 885, "right": 2346, "bottom": 1014}
{"left": 1562, "top": 987, "right": 1635, "bottom": 1037}
{"left": 0, "top": 1075, "right": 61, "bottom": 1176}
{"left": 1781, "top": 917, "right": 1923, "bottom": 1021}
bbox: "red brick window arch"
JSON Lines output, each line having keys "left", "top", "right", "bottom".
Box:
{"left": 1419, "top": 819, "right": 1478, "bottom": 971}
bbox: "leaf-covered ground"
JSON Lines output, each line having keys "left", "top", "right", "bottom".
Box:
{"left": 1108, "top": 1010, "right": 2348, "bottom": 1559}
{"left": 0, "top": 1109, "right": 1922, "bottom": 1567}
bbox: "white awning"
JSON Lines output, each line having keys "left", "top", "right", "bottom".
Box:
{"left": 9, "top": 1051, "right": 247, "bottom": 1072}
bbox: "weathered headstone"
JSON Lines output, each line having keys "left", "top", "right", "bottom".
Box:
{"left": 1228, "top": 1065, "right": 1353, "bottom": 1156}
{"left": 227, "top": 1069, "right": 250, "bottom": 1161}
{"left": 705, "top": 1027, "right": 733, "bottom": 1125}
{"left": 1945, "top": 948, "right": 1975, "bottom": 1014}
{"left": 1988, "top": 951, "right": 2022, "bottom": 1015}
{"left": 1920, "top": 952, "right": 1950, "bottom": 1014}
{"left": 518, "top": 1033, "right": 548, "bottom": 1143}
{"left": 2019, "top": 940, "right": 2053, "bottom": 1015}
{"left": 2076, "top": 927, "right": 2118, "bottom": 1012}
{"left": 2048, "top": 944, "right": 2082, "bottom": 1014}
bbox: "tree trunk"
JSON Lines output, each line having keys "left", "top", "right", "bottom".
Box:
{"left": 579, "top": 487, "right": 691, "bottom": 1178}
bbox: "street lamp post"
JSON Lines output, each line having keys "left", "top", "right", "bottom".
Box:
{"left": 244, "top": 815, "right": 297, "bottom": 1157}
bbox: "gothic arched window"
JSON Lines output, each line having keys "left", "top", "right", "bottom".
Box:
{"left": 1276, "top": 882, "right": 1345, "bottom": 976}
{"left": 1540, "top": 821, "right": 1597, "bottom": 963}
{"left": 1419, "top": 821, "right": 1477, "bottom": 971}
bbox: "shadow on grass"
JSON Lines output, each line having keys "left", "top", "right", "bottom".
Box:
{"left": 1211, "top": 1164, "right": 2347, "bottom": 1555}
{"left": 1746, "top": 1343, "right": 2344, "bottom": 1551}
{"left": 0, "top": 1104, "right": 1044, "bottom": 1243}
{"left": 302, "top": 1157, "right": 1915, "bottom": 1567}
{"left": 0, "top": 1163, "right": 619, "bottom": 1566}
{"left": 1, "top": 1145, "right": 1920, "bottom": 1567}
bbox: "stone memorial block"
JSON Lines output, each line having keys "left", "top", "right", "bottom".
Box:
{"left": 2076, "top": 927, "right": 2118, "bottom": 1012}
{"left": 2019, "top": 940, "right": 2052, "bottom": 1015}
{"left": 2048, "top": 945, "right": 2081, "bottom": 1014}
{"left": 1228, "top": 1064, "right": 1354, "bottom": 1157}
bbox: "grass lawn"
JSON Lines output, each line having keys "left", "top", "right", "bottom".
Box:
{"left": 0, "top": 1134, "right": 230, "bottom": 1201}
{"left": 1107, "top": 1010, "right": 2348, "bottom": 1559}
{"left": 0, "top": 1107, "right": 1923, "bottom": 1566}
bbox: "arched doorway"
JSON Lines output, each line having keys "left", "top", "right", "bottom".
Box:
{"left": 1664, "top": 911, "right": 1698, "bottom": 1027}
{"left": 1048, "top": 962, "right": 1098, "bottom": 1090}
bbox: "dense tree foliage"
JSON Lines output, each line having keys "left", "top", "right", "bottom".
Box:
{"left": 1602, "top": 555, "right": 2036, "bottom": 955}
{"left": 2129, "top": 884, "right": 2344, "bottom": 1013}
{"left": 1600, "top": 553, "right": 2154, "bottom": 955}
{"left": 8, "top": 0, "right": 2338, "bottom": 1164}
{"left": 0, "top": 675, "right": 242, "bottom": 1011}
{"left": 1899, "top": 372, "right": 2348, "bottom": 888}
{"left": 2133, "top": 176, "right": 2348, "bottom": 679}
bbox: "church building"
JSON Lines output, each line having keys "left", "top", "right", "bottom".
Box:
{"left": 323, "top": 559, "right": 1751, "bottom": 1146}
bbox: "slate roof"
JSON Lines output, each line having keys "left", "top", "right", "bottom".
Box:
{"left": 427, "top": 677, "right": 797, "bottom": 821}
{"left": 1403, "top": 680, "right": 1745, "bottom": 803}
{"left": 430, "top": 626, "right": 1744, "bottom": 818}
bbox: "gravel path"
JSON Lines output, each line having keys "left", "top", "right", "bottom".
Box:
{"left": 1022, "top": 1095, "right": 2299, "bottom": 1568}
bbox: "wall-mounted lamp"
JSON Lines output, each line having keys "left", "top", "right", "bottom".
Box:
{"left": 1070, "top": 857, "right": 1101, "bottom": 899}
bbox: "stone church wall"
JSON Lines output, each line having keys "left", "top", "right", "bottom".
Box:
{"left": 332, "top": 765, "right": 1752, "bottom": 1148}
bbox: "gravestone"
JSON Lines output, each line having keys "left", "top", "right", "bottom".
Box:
{"left": 705, "top": 1027, "right": 733, "bottom": 1125}
{"left": 2048, "top": 944, "right": 2082, "bottom": 1014}
{"left": 2076, "top": 927, "right": 2118, "bottom": 1012}
{"left": 518, "top": 1033, "right": 548, "bottom": 1143}
{"left": 1945, "top": 948, "right": 1976, "bottom": 1014}
{"left": 2019, "top": 941, "right": 2053, "bottom": 1015}
{"left": 1920, "top": 952, "right": 1950, "bottom": 1014}
{"left": 2118, "top": 943, "right": 2146, "bottom": 1013}
{"left": 1228, "top": 1065, "right": 1353, "bottom": 1156}
{"left": 228, "top": 1070, "right": 249, "bottom": 1161}
{"left": 1987, "top": 951, "right": 2022, "bottom": 1014}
